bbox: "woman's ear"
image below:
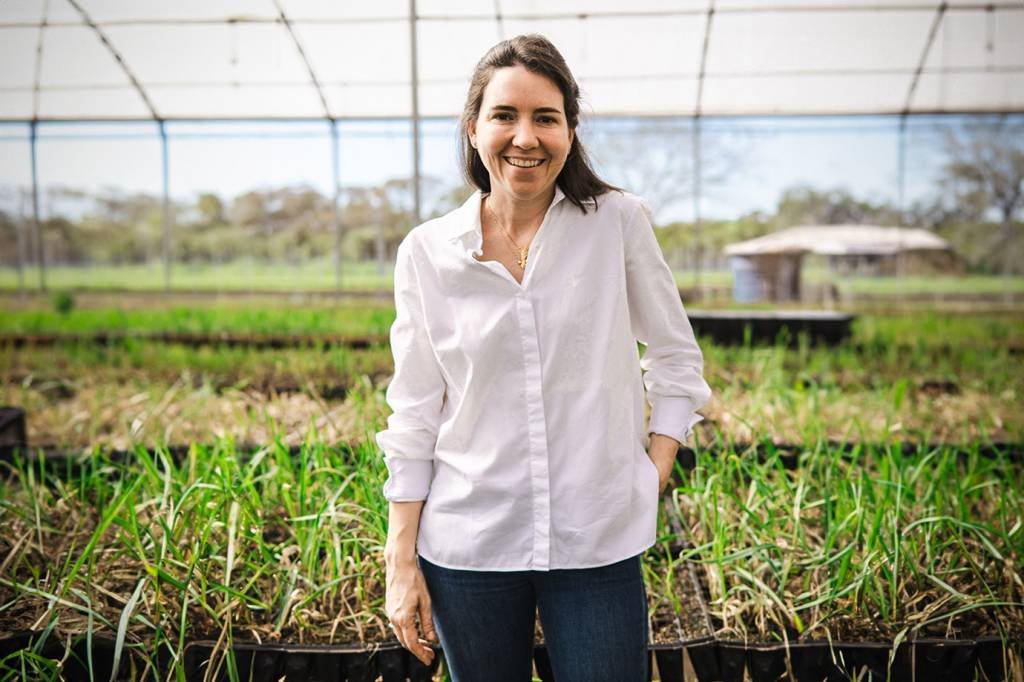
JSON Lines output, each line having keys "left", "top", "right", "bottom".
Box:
{"left": 468, "top": 120, "right": 478, "bottom": 149}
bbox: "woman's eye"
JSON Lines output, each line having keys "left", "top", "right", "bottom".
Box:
{"left": 493, "top": 112, "right": 514, "bottom": 121}
{"left": 537, "top": 116, "right": 557, "bottom": 124}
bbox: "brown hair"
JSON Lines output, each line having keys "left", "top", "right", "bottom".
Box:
{"left": 458, "top": 34, "right": 618, "bottom": 213}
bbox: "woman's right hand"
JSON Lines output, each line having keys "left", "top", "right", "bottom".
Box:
{"left": 385, "top": 558, "right": 438, "bottom": 667}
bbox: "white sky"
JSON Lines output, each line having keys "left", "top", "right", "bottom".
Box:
{"left": 0, "top": 113, "right": 989, "bottom": 224}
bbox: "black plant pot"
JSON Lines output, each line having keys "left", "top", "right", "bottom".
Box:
{"left": 684, "top": 638, "right": 722, "bottom": 681}
{"left": 652, "top": 645, "right": 685, "bottom": 682}
{"left": 182, "top": 639, "right": 441, "bottom": 682}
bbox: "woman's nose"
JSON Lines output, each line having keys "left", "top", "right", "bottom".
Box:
{"left": 512, "top": 121, "right": 538, "bottom": 149}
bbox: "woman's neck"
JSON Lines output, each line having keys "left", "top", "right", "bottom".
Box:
{"left": 484, "top": 187, "right": 556, "bottom": 239}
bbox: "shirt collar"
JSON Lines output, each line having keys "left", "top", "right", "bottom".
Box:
{"left": 444, "top": 185, "right": 568, "bottom": 244}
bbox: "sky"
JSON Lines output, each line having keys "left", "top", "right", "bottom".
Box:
{"left": 0, "top": 113, "right": 992, "bottom": 225}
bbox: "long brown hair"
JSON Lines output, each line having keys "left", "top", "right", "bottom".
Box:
{"left": 458, "top": 34, "right": 618, "bottom": 213}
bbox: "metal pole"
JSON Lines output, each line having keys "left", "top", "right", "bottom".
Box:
{"left": 159, "top": 120, "right": 171, "bottom": 291}
{"left": 16, "top": 187, "right": 27, "bottom": 293}
{"left": 409, "top": 0, "right": 422, "bottom": 227}
{"left": 29, "top": 120, "right": 45, "bottom": 292}
{"left": 896, "top": 115, "right": 907, "bottom": 305}
{"left": 692, "top": 117, "right": 702, "bottom": 298}
{"left": 897, "top": 115, "right": 907, "bottom": 227}
{"left": 331, "top": 118, "right": 343, "bottom": 291}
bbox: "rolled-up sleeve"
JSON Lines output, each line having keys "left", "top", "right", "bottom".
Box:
{"left": 375, "top": 236, "right": 447, "bottom": 502}
{"left": 623, "top": 197, "right": 713, "bottom": 445}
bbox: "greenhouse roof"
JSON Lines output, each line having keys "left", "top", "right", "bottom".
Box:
{"left": 1, "top": 0, "right": 1022, "bottom": 122}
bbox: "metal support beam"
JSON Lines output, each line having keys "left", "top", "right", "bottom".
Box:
{"left": 410, "top": 0, "right": 423, "bottom": 228}
{"left": 67, "top": 0, "right": 161, "bottom": 119}
{"left": 494, "top": 0, "right": 506, "bottom": 40}
{"left": 902, "top": 1, "right": 947, "bottom": 115}
{"left": 159, "top": 120, "right": 171, "bottom": 291}
{"left": 15, "top": 187, "right": 27, "bottom": 293}
{"left": 275, "top": 1, "right": 331, "bottom": 119}
{"left": 29, "top": 120, "right": 45, "bottom": 292}
{"left": 692, "top": 118, "right": 703, "bottom": 292}
{"left": 331, "top": 119, "right": 343, "bottom": 291}
{"left": 897, "top": 116, "right": 908, "bottom": 226}
{"left": 693, "top": 1, "right": 716, "bottom": 299}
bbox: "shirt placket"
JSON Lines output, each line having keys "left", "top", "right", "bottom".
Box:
{"left": 515, "top": 290, "right": 551, "bottom": 570}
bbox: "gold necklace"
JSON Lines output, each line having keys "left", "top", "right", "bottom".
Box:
{"left": 486, "top": 202, "right": 530, "bottom": 270}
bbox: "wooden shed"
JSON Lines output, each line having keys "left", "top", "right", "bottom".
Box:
{"left": 723, "top": 225, "right": 960, "bottom": 302}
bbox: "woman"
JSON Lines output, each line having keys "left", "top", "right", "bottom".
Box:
{"left": 376, "top": 34, "right": 712, "bottom": 681}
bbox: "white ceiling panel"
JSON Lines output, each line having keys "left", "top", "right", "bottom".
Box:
{"left": 502, "top": 15, "right": 704, "bottom": 79}
{"left": 0, "top": 91, "right": 35, "bottom": 119}
{"left": 104, "top": 23, "right": 309, "bottom": 85}
{"left": 707, "top": 10, "right": 933, "bottom": 74}
{"left": 486, "top": 0, "right": 708, "bottom": 15}
{"left": 291, "top": 21, "right": 410, "bottom": 82}
{"left": 150, "top": 84, "right": 325, "bottom": 118}
{"left": 702, "top": 73, "right": 911, "bottom": 116}
{"left": 912, "top": 71, "right": 1024, "bottom": 113}
{"left": 69, "top": 0, "right": 278, "bottom": 22}
{"left": 278, "top": 0, "right": 408, "bottom": 21}
{"left": 325, "top": 83, "right": 413, "bottom": 118}
{"left": 924, "top": 8, "right": 1024, "bottom": 71}
{"left": 417, "top": 19, "right": 501, "bottom": 81}
{"left": 581, "top": 76, "right": 698, "bottom": 116}
{"left": 419, "top": 82, "right": 471, "bottom": 118}
{"left": 0, "top": 28, "right": 40, "bottom": 88}
{"left": 39, "top": 26, "right": 133, "bottom": 86}
{"left": 715, "top": 0, "right": 939, "bottom": 7}
{"left": 38, "top": 86, "right": 150, "bottom": 118}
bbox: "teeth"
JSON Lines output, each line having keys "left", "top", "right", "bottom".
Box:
{"left": 506, "top": 157, "right": 543, "bottom": 168}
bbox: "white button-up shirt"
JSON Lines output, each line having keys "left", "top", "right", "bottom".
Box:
{"left": 375, "top": 186, "right": 712, "bottom": 571}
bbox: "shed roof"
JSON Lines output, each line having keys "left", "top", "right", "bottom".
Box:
{"left": 723, "top": 224, "right": 952, "bottom": 256}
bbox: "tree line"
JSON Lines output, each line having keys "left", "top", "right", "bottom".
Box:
{"left": 0, "top": 116, "right": 1020, "bottom": 275}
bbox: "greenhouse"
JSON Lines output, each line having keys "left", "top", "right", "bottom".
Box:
{"left": 1, "top": 1, "right": 1022, "bottom": 681}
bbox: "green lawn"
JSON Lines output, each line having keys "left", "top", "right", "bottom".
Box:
{"left": 4, "top": 262, "right": 1023, "bottom": 297}
{"left": 1, "top": 259, "right": 393, "bottom": 292}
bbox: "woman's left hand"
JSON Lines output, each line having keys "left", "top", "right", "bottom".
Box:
{"left": 648, "top": 433, "right": 681, "bottom": 494}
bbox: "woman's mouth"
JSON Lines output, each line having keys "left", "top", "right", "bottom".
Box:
{"left": 504, "top": 157, "right": 545, "bottom": 168}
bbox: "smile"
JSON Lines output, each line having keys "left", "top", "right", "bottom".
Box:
{"left": 504, "top": 157, "right": 544, "bottom": 168}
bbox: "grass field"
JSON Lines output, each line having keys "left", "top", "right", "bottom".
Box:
{"left": 3, "top": 262, "right": 1023, "bottom": 297}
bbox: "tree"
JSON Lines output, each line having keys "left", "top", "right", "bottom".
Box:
{"left": 196, "top": 193, "right": 225, "bottom": 226}
{"left": 933, "top": 115, "right": 1024, "bottom": 273}
{"left": 774, "top": 186, "right": 900, "bottom": 227}
{"left": 938, "top": 115, "right": 1024, "bottom": 228}
{"left": 587, "top": 120, "right": 746, "bottom": 225}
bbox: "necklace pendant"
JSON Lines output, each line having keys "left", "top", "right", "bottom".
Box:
{"left": 519, "top": 249, "right": 528, "bottom": 269}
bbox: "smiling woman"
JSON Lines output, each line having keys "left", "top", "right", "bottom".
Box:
{"left": 375, "top": 33, "right": 712, "bottom": 681}
{"left": 469, "top": 66, "right": 573, "bottom": 210}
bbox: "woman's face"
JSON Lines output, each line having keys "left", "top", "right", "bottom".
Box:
{"left": 469, "top": 64, "right": 574, "bottom": 206}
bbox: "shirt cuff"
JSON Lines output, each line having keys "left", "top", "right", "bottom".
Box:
{"left": 382, "top": 457, "right": 434, "bottom": 502}
{"left": 648, "top": 396, "right": 704, "bottom": 445}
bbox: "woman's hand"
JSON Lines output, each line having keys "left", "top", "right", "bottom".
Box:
{"left": 385, "top": 558, "right": 438, "bottom": 667}
{"left": 648, "top": 433, "right": 681, "bottom": 494}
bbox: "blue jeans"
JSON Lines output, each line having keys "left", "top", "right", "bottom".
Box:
{"left": 417, "top": 554, "right": 649, "bottom": 682}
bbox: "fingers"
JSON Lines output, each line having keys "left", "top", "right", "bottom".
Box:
{"left": 389, "top": 618, "right": 409, "bottom": 652}
{"left": 419, "top": 594, "right": 438, "bottom": 644}
{"left": 388, "top": 614, "right": 436, "bottom": 667}
{"left": 385, "top": 565, "right": 438, "bottom": 667}
{"left": 401, "top": 620, "right": 433, "bottom": 666}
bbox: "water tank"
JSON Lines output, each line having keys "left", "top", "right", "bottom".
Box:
{"left": 729, "top": 256, "right": 763, "bottom": 303}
